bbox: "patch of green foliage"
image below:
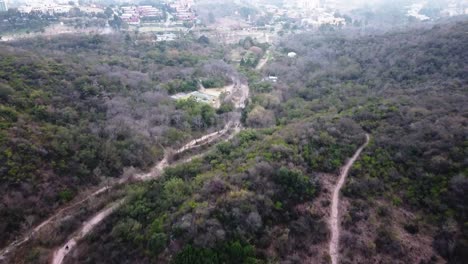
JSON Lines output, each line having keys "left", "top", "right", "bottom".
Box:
{"left": 172, "top": 241, "right": 259, "bottom": 264}
{"left": 176, "top": 97, "right": 216, "bottom": 128}
{"left": 273, "top": 167, "right": 318, "bottom": 202}
{"left": 163, "top": 79, "right": 198, "bottom": 95}
{"left": 201, "top": 77, "right": 226, "bottom": 88}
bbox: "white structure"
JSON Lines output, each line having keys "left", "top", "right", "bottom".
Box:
{"left": 297, "top": 0, "right": 320, "bottom": 11}
{"left": 407, "top": 3, "right": 430, "bottom": 21}
{"left": 443, "top": 1, "right": 468, "bottom": 16}
{"left": 288, "top": 52, "right": 297, "bottom": 58}
{"left": 268, "top": 76, "right": 278, "bottom": 83}
{"left": 17, "top": 3, "right": 74, "bottom": 14}
{"left": 302, "top": 12, "right": 346, "bottom": 27}
{"left": 0, "top": 0, "right": 8, "bottom": 12}
{"left": 156, "top": 33, "right": 177, "bottom": 42}
{"left": 120, "top": 5, "right": 163, "bottom": 25}
{"left": 170, "top": 0, "right": 195, "bottom": 20}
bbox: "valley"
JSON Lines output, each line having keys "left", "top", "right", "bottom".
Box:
{"left": 0, "top": 1, "right": 467, "bottom": 264}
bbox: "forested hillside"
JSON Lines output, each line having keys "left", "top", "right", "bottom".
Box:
{"left": 267, "top": 21, "right": 468, "bottom": 263}
{"left": 61, "top": 21, "right": 467, "bottom": 264}
{"left": 0, "top": 34, "right": 235, "bottom": 248}
{"left": 1, "top": 16, "right": 467, "bottom": 264}
{"left": 66, "top": 118, "right": 365, "bottom": 264}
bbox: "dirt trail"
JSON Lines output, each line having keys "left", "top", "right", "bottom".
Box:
{"left": 0, "top": 123, "right": 234, "bottom": 262}
{"left": 135, "top": 120, "right": 235, "bottom": 181}
{"left": 49, "top": 122, "right": 240, "bottom": 264}
{"left": 0, "top": 75, "right": 245, "bottom": 261}
{"left": 0, "top": 186, "right": 111, "bottom": 261}
{"left": 329, "top": 134, "right": 370, "bottom": 264}
{"left": 48, "top": 76, "right": 249, "bottom": 264}
{"left": 255, "top": 50, "right": 270, "bottom": 70}
{"left": 0, "top": 63, "right": 250, "bottom": 263}
{"left": 50, "top": 121, "right": 243, "bottom": 264}
{"left": 52, "top": 199, "right": 125, "bottom": 264}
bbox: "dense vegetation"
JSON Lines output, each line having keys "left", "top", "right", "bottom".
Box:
{"left": 67, "top": 20, "right": 468, "bottom": 264}
{"left": 0, "top": 34, "right": 232, "bottom": 248}
{"left": 264, "top": 21, "right": 467, "bottom": 263}
{"left": 67, "top": 119, "right": 362, "bottom": 263}
{"left": 1, "top": 14, "right": 467, "bottom": 264}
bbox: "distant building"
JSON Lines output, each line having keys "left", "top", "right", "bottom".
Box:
{"left": 288, "top": 52, "right": 297, "bottom": 58}
{"left": 138, "top": 5, "right": 162, "bottom": 18}
{"left": 119, "top": 5, "right": 163, "bottom": 25}
{"left": 0, "top": 0, "right": 8, "bottom": 12}
{"left": 169, "top": 0, "right": 196, "bottom": 21}
{"left": 265, "top": 76, "right": 278, "bottom": 83}
{"left": 301, "top": 13, "right": 346, "bottom": 27}
{"left": 120, "top": 6, "right": 140, "bottom": 25}
{"left": 17, "top": 3, "right": 74, "bottom": 14}
{"left": 297, "top": 0, "right": 320, "bottom": 10}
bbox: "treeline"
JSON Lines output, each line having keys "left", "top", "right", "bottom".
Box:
{"left": 0, "top": 10, "right": 53, "bottom": 34}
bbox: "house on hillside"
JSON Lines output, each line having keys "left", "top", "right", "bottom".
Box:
{"left": 288, "top": 52, "right": 297, "bottom": 58}
{"left": 263, "top": 75, "right": 278, "bottom": 83}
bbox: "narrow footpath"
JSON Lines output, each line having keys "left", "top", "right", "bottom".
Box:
{"left": 52, "top": 200, "right": 124, "bottom": 264}
{"left": 329, "top": 134, "right": 370, "bottom": 264}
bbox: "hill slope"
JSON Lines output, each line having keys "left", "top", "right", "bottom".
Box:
{"left": 62, "top": 21, "right": 467, "bottom": 264}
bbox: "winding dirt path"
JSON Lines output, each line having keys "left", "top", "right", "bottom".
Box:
{"left": 49, "top": 77, "right": 249, "bottom": 264}
{"left": 52, "top": 199, "right": 125, "bottom": 264}
{"left": 51, "top": 121, "right": 240, "bottom": 264}
{"left": 0, "top": 186, "right": 111, "bottom": 261}
{"left": 0, "top": 71, "right": 248, "bottom": 263}
{"left": 0, "top": 123, "right": 235, "bottom": 263}
{"left": 329, "top": 134, "right": 370, "bottom": 264}
{"left": 135, "top": 121, "right": 235, "bottom": 181}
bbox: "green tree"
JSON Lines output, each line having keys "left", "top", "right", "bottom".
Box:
{"left": 164, "top": 178, "right": 190, "bottom": 203}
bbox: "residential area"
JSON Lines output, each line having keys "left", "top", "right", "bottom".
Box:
{"left": 2, "top": 0, "right": 467, "bottom": 44}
